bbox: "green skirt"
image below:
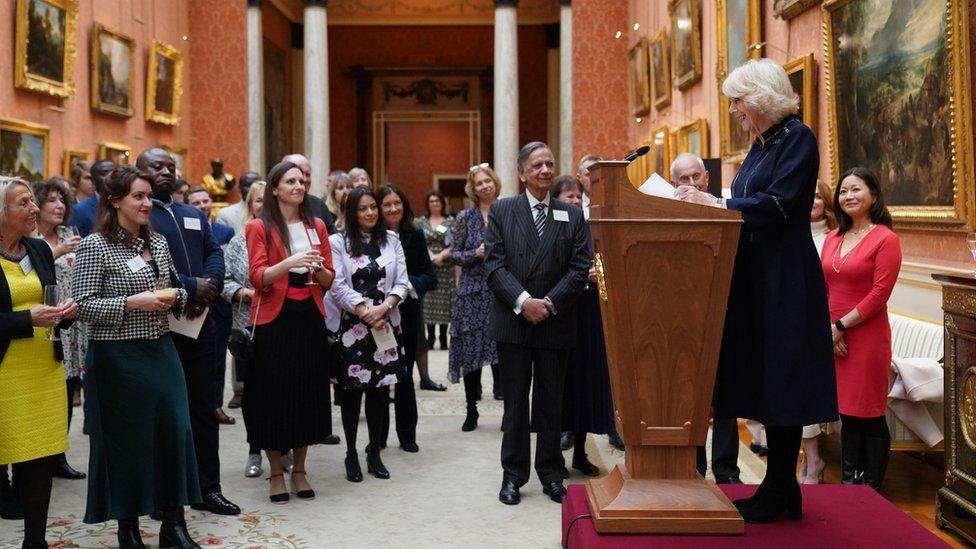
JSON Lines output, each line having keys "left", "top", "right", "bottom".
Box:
{"left": 84, "top": 334, "right": 201, "bottom": 523}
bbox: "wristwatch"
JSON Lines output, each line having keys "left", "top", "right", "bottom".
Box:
{"left": 834, "top": 319, "right": 847, "bottom": 331}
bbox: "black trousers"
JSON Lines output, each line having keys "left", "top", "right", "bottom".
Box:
{"left": 497, "top": 342, "right": 568, "bottom": 486}
{"left": 212, "top": 312, "right": 233, "bottom": 407}
{"left": 696, "top": 417, "right": 741, "bottom": 479}
{"left": 383, "top": 298, "right": 420, "bottom": 446}
{"left": 173, "top": 319, "right": 221, "bottom": 494}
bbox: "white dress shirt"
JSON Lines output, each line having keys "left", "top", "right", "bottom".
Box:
{"left": 513, "top": 192, "right": 551, "bottom": 315}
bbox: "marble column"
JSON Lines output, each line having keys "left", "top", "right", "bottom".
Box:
{"left": 304, "top": 0, "right": 330, "bottom": 197}
{"left": 558, "top": 0, "right": 573, "bottom": 174}
{"left": 247, "top": 0, "right": 266, "bottom": 175}
{"left": 494, "top": 0, "right": 519, "bottom": 196}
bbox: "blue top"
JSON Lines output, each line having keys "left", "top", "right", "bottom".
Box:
{"left": 210, "top": 221, "right": 234, "bottom": 246}
{"left": 67, "top": 194, "right": 99, "bottom": 237}
{"left": 149, "top": 200, "right": 225, "bottom": 298}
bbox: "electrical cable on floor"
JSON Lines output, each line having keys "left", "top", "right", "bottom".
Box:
{"left": 562, "top": 512, "right": 592, "bottom": 549}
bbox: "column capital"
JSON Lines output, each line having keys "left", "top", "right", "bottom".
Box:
{"left": 559, "top": 0, "right": 571, "bottom": 6}
{"left": 246, "top": 0, "right": 261, "bottom": 7}
{"left": 494, "top": 0, "right": 518, "bottom": 7}
{"left": 303, "top": 0, "right": 328, "bottom": 7}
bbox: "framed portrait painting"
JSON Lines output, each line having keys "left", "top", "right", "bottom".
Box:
{"left": 91, "top": 24, "right": 135, "bottom": 117}
{"left": 650, "top": 127, "right": 672, "bottom": 177}
{"left": 62, "top": 148, "right": 91, "bottom": 177}
{"left": 628, "top": 39, "right": 651, "bottom": 118}
{"left": 98, "top": 142, "right": 131, "bottom": 165}
{"left": 783, "top": 54, "right": 817, "bottom": 132}
{"left": 0, "top": 118, "right": 50, "bottom": 182}
{"left": 649, "top": 30, "right": 671, "bottom": 110}
{"left": 824, "top": 0, "right": 974, "bottom": 226}
{"left": 676, "top": 119, "right": 710, "bottom": 158}
{"left": 669, "top": 0, "right": 702, "bottom": 91}
{"left": 146, "top": 41, "right": 184, "bottom": 126}
{"left": 14, "top": 0, "right": 78, "bottom": 98}
{"left": 716, "top": 0, "right": 762, "bottom": 160}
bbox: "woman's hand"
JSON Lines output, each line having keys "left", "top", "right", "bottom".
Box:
{"left": 588, "top": 267, "right": 597, "bottom": 283}
{"left": 830, "top": 324, "right": 844, "bottom": 344}
{"left": 359, "top": 303, "right": 390, "bottom": 328}
{"left": 59, "top": 298, "right": 78, "bottom": 320}
{"left": 30, "top": 305, "right": 64, "bottom": 327}
{"left": 833, "top": 337, "right": 848, "bottom": 357}
{"left": 286, "top": 249, "right": 323, "bottom": 271}
{"left": 474, "top": 243, "right": 486, "bottom": 258}
{"left": 53, "top": 236, "right": 81, "bottom": 258}
{"left": 125, "top": 291, "right": 175, "bottom": 312}
{"left": 675, "top": 186, "right": 719, "bottom": 206}
{"left": 234, "top": 288, "right": 255, "bottom": 303}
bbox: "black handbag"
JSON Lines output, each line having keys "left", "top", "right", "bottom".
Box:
{"left": 228, "top": 295, "right": 260, "bottom": 362}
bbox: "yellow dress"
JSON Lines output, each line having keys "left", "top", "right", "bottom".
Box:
{"left": 0, "top": 258, "right": 67, "bottom": 464}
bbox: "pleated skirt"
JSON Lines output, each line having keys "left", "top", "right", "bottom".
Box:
{"left": 84, "top": 335, "right": 201, "bottom": 523}
{"left": 243, "top": 297, "right": 331, "bottom": 450}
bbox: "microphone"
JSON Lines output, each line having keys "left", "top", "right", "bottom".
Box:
{"left": 624, "top": 145, "right": 650, "bottom": 162}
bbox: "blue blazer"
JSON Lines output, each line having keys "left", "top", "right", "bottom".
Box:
{"left": 149, "top": 201, "right": 225, "bottom": 298}
{"left": 67, "top": 194, "right": 98, "bottom": 237}
{"left": 210, "top": 221, "right": 234, "bottom": 246}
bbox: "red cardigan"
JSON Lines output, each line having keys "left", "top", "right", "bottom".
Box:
{"left": 245, "top": 218, "right": 334, "bottom": 326}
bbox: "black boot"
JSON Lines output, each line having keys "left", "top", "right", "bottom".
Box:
{"left": 159, "top": 507, "right": 199, "bottom": 549}
{"left": 840, "top": 426, "right": 863, "bottom": 485}
{"left": 118, "top": 518, "right": 146, "bottom": 549}
{"left": 462, "top": 403, "right": 479, "bottom": 432}
{"left": 426, "top": 325, "right": 436, "bottom": 349}
{"left": 53, "top": 454, "right": 86, "bottom": 480}
{"left": 439, "top": 325, "right": 449, "bottom": 350}
{"left": 21, "top": 542, "right": 48, "bottom": 548}
{"left": 0, "top": 465, "right": 23, "bottom": 520}
{"left": 608, "top": 431, "right": 625, "bottom": 451}
{"left": 739, "top": 426, "right": 803, "bottom": 523}
{"left": 366, "top": 446, "right": 390, "bottom": 479}
{"left": 345, "top": 451, "right": 363, "bottom": 482}
{"left": 571, "top": 433, "right": 600, "bottom": 477}
{"left": 861, "top": 434, "right": 891, "bottom": 490}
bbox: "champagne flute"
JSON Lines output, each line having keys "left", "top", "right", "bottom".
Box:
{"left": 302, "top": 223, "right": 319, "bottom": 286}
{"left": 43, "top": 285, "right": 63, "bottom": 341}
{"left": 967, "top": 233, "right": 976, "bottom": 276}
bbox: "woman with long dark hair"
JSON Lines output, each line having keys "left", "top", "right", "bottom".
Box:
{"left": 243, "top": 161, "right": 335, "bottom": 504}
{"left": 326, "top": 186, "right": 408, "bottom": 481}
{"left": 822, "top": 167, "right": 900, "bottom": 490}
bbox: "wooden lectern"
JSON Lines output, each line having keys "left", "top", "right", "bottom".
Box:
{"left": 585, "top": 161, "right": 744, "bottom": 534}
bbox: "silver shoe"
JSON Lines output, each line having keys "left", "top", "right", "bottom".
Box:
{"left": 280, "top": 451, "right": 293, "bottom": 473}
{"left": 244, "top": 454, "right": 263, "bottom": 478}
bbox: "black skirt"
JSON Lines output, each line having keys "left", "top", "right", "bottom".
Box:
{"left": 243, "top": 295, "right": 331, "bottom": 450}
{"left": 561, "top": 289, "right": 615, "bottom": 434}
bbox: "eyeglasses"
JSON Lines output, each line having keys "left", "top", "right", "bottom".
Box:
{"left": 469, "top": 163, "right": 489, "bottom": 173}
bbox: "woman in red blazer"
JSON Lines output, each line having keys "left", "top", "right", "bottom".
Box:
{"left": 244, "top": 161, "right": 335, "bottom": 504}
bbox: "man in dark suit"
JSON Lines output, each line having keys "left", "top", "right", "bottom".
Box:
{"left": 485, "top": 141, "right": 590, "bottom": 505}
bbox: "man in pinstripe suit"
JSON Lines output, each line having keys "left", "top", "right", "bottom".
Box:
{"left": 485, "top": 141, "right": 591, "bottom": 505}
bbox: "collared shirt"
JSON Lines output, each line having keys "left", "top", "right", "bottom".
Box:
{"left": 513, "top": 192, "right": 554, "bottom": 315}
{"left": 582, "top": 192, "right": 590, "bottom": 220}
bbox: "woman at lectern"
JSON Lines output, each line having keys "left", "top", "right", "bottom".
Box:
{"left": 676, "top": 58, "right": 837, "bottom": 523}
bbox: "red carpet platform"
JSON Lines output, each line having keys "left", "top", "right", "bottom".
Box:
{"left": 561, "top": 484, "right": 948, "bottom": 548}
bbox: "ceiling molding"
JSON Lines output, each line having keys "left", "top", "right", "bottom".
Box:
{"left": 325, "top": 0, "right": 559, "bottom": 26}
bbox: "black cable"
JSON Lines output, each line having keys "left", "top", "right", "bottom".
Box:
{"left": 562, "top": 513, "right": 593, "bottom": 549}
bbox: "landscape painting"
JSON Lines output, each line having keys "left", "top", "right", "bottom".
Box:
{"left": 0, "top": 119, "right": 50, "bottom": 182}
{"left": 91, "top": 24, "right": 135, "bottom": 117}
{"left": 628, "top": 39, "right": 650, "bottom": 117}
{"left": 15, "top": 0, "right": 77, "bottom": 98}
{"left": 650, "top": 30, "right": 671, "bottom": 110}
{"left": 146, "top": 41, "right": 183, "bottom": 125}
{"left": 669, "top": 0, "right": 702, "bottom": 90}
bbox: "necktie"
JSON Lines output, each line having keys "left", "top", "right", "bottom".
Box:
{"left": 533, "top": 203, "right": 546, "bottom": 237}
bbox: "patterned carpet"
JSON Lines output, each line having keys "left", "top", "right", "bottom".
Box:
{"left": 0, "top": 351, "right": 765, "bottom": 548}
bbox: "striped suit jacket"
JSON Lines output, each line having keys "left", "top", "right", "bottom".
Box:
{"left": 484, "top": 193, "right": 590, "bottom": 349}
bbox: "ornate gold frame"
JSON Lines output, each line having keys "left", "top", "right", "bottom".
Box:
{"left": 651, "top": 126, "right": 673, "bottom": 178}
{"left": 774, "top": 0, "right": 821, "bottom": 19}
{"left": 14, "top": 0, "right": 78, "bottom": 98}
{"left": 669, "top": 0, "right": 702, "bottom": 91}
{"left": 626, "top": 139, "right": 653, "bottom": 188}
{"left": 98, "top": 141, "right": 131, "bottom": 165}
{"left": 146, "top": 40, "right": 184, "bottom": 126}
{"left": 628, "top": 38, "right": 651, "bottom": 118}
{"left": 62, "top": 148, "right": 91, "bottom": 177}
{"left": 161, "top": 144, "right": 187, "bottom": 174}
{"left": 0, "top": 117, "right": 51, "bottom": 180}
{"left": 90, "top": 23, "right": 135, "bottom": 117}
{"left": 676, "top": 119, "right": 710, "bottom": 158}
{"left": 783, "top": 53, "right": 817, "bottom": 132}
{"left": 824, "top": 0, "right": 974, "bottom": 227}
{"left": 649, "top": 30, "right": 672, "bottom": 110}
{"left": 716, "top": 0, "right": 762, "bottom": 161}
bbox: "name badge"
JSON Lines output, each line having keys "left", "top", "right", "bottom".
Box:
{"left": 308, "top": 229, "right": 321, "bottom": 245}
{"left": 19, "top": 256, "right": 32, "bottom": 275}
{"left": 553, "top": 210, "right": 569, "bottom": 222}
{"left": 435, "top": 224, "right": 448, "bottom": 234}
{"left": 183, "top": 217, "right": 202, "bottom": 231}
{"left": 376, "top": 253, "right": 394, "bottom": 268}
{"left": 127, "top": 255, "right": 148, "bottom": 273}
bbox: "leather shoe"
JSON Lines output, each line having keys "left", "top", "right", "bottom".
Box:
{"left": 542, "top": 481, "right": 568, "bottom": 503}
{"left": 54, "top": 454, "right": 86, "bottom": 480}
{"left": 498, "top": 480, "right": 520, "bottom": 505}
{"left": 401, "top": 441, "right": 419, "bottom": 453}
{"left": 572, "top": 456, "right": 601, "bottom": 477}
{"left": 714, "top": 475, "right": 744, "bottom": 485}
{"left": 419, "top": 379, "right": 447, "bottom": 391}
{"left": 214, "top": 408, "right": 236, "bottom": 425}
{"left": 322, "top": 434, "right": 341, "bottom": 445}
{"left": 190, "top": 491, "right": 241, "bottom": 515}
{"left": 227, "top": 394, "right": 242, "bottom": 409}
{"left": 749, "top": 443, "right": 769, "bottom": 457}
{"left": 559, "top": 431, "right": 574, "bottom": 451}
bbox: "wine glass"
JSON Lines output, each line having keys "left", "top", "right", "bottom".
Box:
{"left": 302, "top": 224, "right": 319, "bottom": 286}
{"left": 57, "top": 225, "right": 80, "bottom": 240}
{"left": 967, "top": 233, "right": 976, "bottom": 276}
{"left": 43, "top": 285, "right": 64, "bottom": 341}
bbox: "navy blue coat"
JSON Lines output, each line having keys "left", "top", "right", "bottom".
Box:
{"left": 715, "top": 115, "right": 838, "bottom": 426}
{"left": 210, "top": 221, "right": 234, "bottom": 246}
{"left": 149, "top": 201, "right": 225, "bottom": 298}
{"left": 67, "top": 194, "right": 98, "bottom": 237}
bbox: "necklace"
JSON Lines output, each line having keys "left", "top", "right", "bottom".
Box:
{"left": 0, "top": 243, "right": 26, "bottom": 263}
{"left": 831, "top": 225, "right": 875, "bottom": 273}
{"left": 849, "top": 223, "right": 875, "bottom": 236}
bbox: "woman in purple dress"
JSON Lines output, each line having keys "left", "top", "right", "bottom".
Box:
{"left": 450, "top": 164, "right": 502, "bottom": 432}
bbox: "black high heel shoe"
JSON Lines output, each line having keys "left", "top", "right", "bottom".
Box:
{"left": 267, "top": 473, "right": 289, "bottom": 504}
{"left": 158, "top": 507, "right": 200, "bottom": 549}
{"left": 290, "top": 470, "right": 315, "bottom": 500}
{"left": 732, "top": 479, "right": 769, "bottom": 511}
{"left": 118, "top": 517, "right": 146, "bottom": 548}
{"left": 738, "top": 480, "right": 802, "bottom": 523}
{"left": 366, "top": 447, "right": 390, "bottom": 479}
{"left": 345, "top": 452, "right": 363, "bottom": 483}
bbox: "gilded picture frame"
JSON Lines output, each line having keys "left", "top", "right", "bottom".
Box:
{"left": 783, "top": 53, "right": 817, "bottom": 132}
{"left": 774, "top": 0, "right": 821, "bottom": 20}
{"left": 628, "top": 39, "right": 651, "bottom": 118}
{"left": 0, "top": 118, "right": 50, "bottom": 182}
{"left": 650, "top": 126, "right": 672, "bottom": 178}
{"left": 626, "top": 140, "right": 652, "bottom": 188}
{"left": 146, "top": 41, "right": 184, "bottom": 126}
{"left": 669, "top": 0, "right": 702, "bottom": 91}
{"left": 90, "top": 23, "right": 135, "bottom": 118}
{"left": 716, "top": 0, "right": 762, "bottom": 161}
{"left": 824, "top": 0, "right": 974, "bottom": 227}
{"left": 98, "top": 142, "right": 131, "bottom": 165}
{"left": 62, "top": 148, "right": 91, "bottom": 177}
{"left": 676, "top": 119, "right": 710, "bottom": 158}
{"left": 649, "top": 30, "right": 672, "bottom": 110}
{"left": 14, "top": 0, "right": 78, "bottom": 99}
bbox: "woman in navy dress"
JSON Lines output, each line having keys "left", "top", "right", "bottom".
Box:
{"left": 677, "top": 59, "right": 837, "bottom": 523}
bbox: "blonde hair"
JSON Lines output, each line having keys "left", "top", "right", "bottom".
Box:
{"left": 722, "top": 58, "right": 799, "bottom": 123}
{"left": 815, "top": 178, "right": 837, "bottom": 230}
{"left": 348, "top": 167, "right": 371, "bottom": 187}
{"left": 0, "top": 176, "right": 33, "bottom": 228}
{"left": 243, "top": 181, "right": 266, "bottom": 226}
{"left": 465, "top": 167, "right": 502, "bottom": 204}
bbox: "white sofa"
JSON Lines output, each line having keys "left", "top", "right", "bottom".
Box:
{"left": 886, "top": 313, "right": 945, "bottom": 451}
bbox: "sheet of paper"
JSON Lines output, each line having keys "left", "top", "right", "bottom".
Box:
{"left": 371, "top": 325, "right": 398, "bottom": 352}
{"left": 637, "top": 172, "right": 677, "bottom": 199}
{"left": 168, "top": 306, "right": 209, "bottom": 339}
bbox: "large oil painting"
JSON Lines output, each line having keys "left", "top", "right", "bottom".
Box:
{"left": 628, "top": 39, "right": 651, "bottom": 117}
{"left": 98, "top": 142, "right": 131, "bottom": 165}
{"left": 669, "top": 0, "right": 702, "bottom": 91}
{"left": 91, "top": 24, "right": 135, "bottom": 117}
{"left": 146, "top": 41, "right": 184, "bottom": 126}
{"left": 650, "top": 30, "right": 671, "bottom": 110}
{"left": 62, "top": 148, "right": 90, "bottom": 177}
{"left": 677, "top": 119, "right": 709, "bottom": 158}
{"left": 825, "top": 0, "right": 974, "bottom": 226}
{"left": 717, "top": 0, "right": 762, "bottom": 160}
{"left": 651, "top": 127, "right": 672, "bottom": 177}
{"left": 0, "top": 119, "right": 50, "bottom": 182}
{"left": 15, "top": 0, "right": 78, "bottom": 98}
{"left": 784, "top": 53, "right": 817, "bottom": 131}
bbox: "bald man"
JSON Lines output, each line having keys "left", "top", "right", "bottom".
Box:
{"left": 281, "top": 153, "right": 336, "bottom": 234}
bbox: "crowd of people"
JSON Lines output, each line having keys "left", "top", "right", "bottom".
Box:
{"left": 0, "top": 58, "right": 905, "bottom": 548}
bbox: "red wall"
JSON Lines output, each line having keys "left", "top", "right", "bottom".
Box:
{"left": 385, "top": 122, "right": 470, "bottom": 212}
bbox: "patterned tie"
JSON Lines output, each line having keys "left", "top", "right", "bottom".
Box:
{"left": 533, "top": 203, "right": 547, "bottom": 237}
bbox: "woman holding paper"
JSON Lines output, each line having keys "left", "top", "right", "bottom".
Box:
{"left": 326, "top": 186, "right": 408, "bottom": 482}
{"left": 72, "top": 166, "right": 199, "bottom": 548}
{"left": 675, "top": 59, "right": 837, "bottom": 523}
{"left": 244, "top": 161, "right": 335, "bottom": 504}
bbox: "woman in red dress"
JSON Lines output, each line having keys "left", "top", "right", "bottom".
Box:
{"left": 821, "top": 167, "right": 901, "bottom": 490}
